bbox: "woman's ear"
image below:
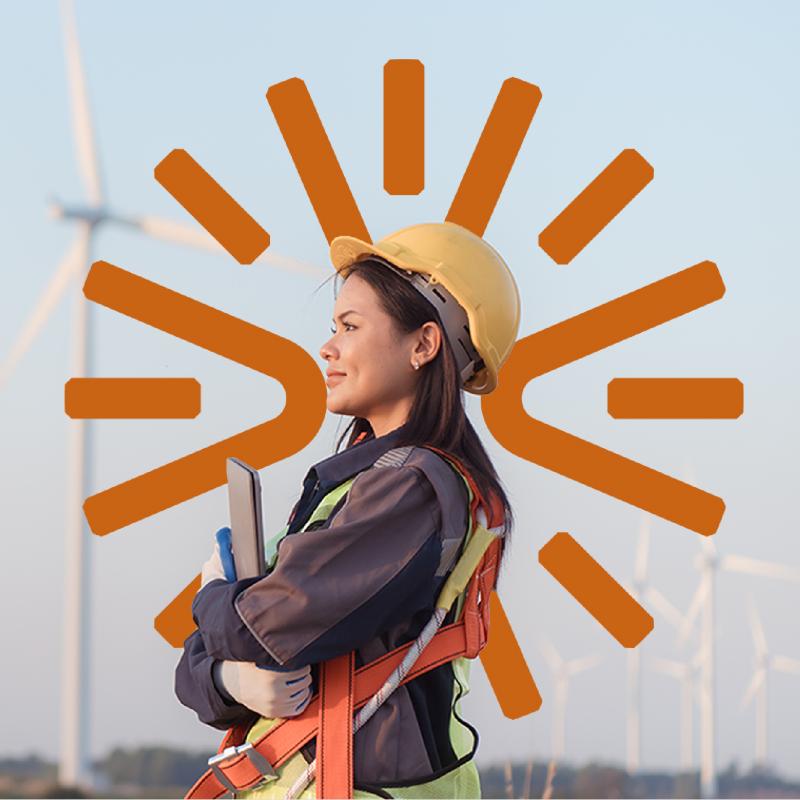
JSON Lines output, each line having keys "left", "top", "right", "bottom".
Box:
{"left": 418, "top": 321, "right": 442, "bottom": 361}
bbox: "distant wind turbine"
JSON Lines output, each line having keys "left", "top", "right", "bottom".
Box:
{"left": 539, "top": 639, "right": 602, "bottom": 762}
{"left": 673, "top": 457, "right": 800, "bottom": 799}
{"left": 740, "top": 593, "right": 800, "bottom": 768}
{"left": 1, "top": 1, "right": 322, "bottom": 790}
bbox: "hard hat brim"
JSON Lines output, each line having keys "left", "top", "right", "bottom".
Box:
{"left": 330, "top": 235, "right": 421, "bottom": 278}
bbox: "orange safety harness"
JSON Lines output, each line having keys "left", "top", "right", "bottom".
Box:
{"left": 185, "top": 445, "right": 505, "bottom": 799}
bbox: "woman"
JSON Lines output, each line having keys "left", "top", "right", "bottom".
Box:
{"left": 175, "top": 221, "right": 520, "bottom": 799}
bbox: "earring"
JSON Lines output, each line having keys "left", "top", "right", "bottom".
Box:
{"left": 413, "top": 360, "right": 420, "bottom": 370}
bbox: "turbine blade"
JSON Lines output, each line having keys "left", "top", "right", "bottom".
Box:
{"left": 721, "top": 554, "right": 800, "bottom": 583}
{"left": 746, "top": 593, "right": 768, "bottom": 657}
{"left": 132, "top": 215, "right": 328, "bottom": 279}
{"left": 773, "top": 656, "right": 800, "bottom": 675}
{"left": 651, "top": 656, "right": 686, "bottom": 679}
{"left": 634, "top": 513, "right": 650, "bottom": 585}
{"left": 0, "top": 233, "right": 84, "bottom": 389}
{"left": 739, "top": 668, "right": 765, "bottom": 710}
{"left": 60, "top": 0, "right": 104, "bottom": 206}
{"left": 645, "top": 586, "right": 684, "bottom": 631}
{"left": 136, "top": 214, "right": 223, "bottom": 252}
{"left": 566, "top": 654, "right": 602, "bottom": 676}
{"left": 539, "top": 638, "right": 563, "bottom": 673}
{"left": 677, "top": 575, "right": 708, "bottom": 646}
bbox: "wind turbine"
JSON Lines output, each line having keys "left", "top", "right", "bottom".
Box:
{"left": 740, "top": 593, "right": 800, "bottom": 768}
{"left": 676, "top": 525, "right": 800, "bottom": 797}
{"left": 539, "top": 639, "right": 602, "bottom": 762}
{"left": 2, "top": 1, "right": 322, "bottom": 790}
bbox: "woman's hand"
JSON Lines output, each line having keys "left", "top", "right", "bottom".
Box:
{"left": 200, "top": 540, "right": 227, "bottom": 590}
{"left": 219, "top": 661, "right": 313, "bottom": 718}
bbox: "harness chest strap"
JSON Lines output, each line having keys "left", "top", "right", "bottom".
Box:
{"left": 185, "top": 448, "right": 503, "bottom": 799}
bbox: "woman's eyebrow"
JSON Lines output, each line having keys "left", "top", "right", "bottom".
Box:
{"left": 332, "top": 310, "right": 361, "bottom": 322}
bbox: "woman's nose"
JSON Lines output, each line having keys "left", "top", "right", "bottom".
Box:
{"left": 319, "top": 336, "right": 336, "bottom": 361}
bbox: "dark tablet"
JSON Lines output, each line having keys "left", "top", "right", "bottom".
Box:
{"left": 225, "top": 457, "right": 266, "bottom": 579}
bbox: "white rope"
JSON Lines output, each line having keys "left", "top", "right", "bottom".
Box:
{"left": 283, "top": 606, "right": 448, "bottom": 799}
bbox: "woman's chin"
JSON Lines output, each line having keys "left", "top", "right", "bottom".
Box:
{"left": 326, "top": 394, "right": 364, "bottom": 418}
{"left": 325, "top": 393, "right": 350, "bottom": 415}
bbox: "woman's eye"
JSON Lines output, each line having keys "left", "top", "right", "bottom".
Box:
{"left": 330, "top": 323, "right": 354, "bottom": 333}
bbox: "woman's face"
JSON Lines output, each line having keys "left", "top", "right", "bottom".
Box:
{"left": 319, "top": 272, "right": 439, "bottom": 436}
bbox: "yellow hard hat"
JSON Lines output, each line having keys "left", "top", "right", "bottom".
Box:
{"left": 330, "top": 221, "right": 520, "bottom": 395}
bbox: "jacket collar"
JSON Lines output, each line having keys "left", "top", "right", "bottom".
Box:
{"left": 311, "top": 420, "right": 412, "bottom": 490}
{"left": 286, "top": 421, "right": 413, "bottom": 534}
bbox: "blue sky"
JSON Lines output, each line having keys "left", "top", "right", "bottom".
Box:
{"left": 1, "top": 0, "right": 799, "bottom": 780}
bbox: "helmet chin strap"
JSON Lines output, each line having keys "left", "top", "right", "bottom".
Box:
{"left": 363, "top": 255, "right": 484, "bottom": 387}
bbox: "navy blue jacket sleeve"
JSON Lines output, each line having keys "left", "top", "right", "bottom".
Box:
{"left": 192, "top": 464, "right": 444, "bottom": 670}
{"left": 173, "top": 627, "right": 259, "bottom": 731}
{"left": 192, "top": 575, "right": 284, "bottom": 665}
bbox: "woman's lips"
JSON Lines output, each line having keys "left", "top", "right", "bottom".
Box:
{"left": 326, "top": 373, "right": 346, "bottom": 386}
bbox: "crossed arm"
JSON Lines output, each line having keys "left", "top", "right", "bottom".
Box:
{"left": 174, "top": 464, "right": 444, "bottom": 728}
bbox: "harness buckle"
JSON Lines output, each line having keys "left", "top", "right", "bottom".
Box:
{"left": 208, "top": 741, "right": 277, "bottom": 794}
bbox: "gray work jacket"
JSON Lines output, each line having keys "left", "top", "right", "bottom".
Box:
{"left": 174, "top": 422, "right": 477, "bottom": 788}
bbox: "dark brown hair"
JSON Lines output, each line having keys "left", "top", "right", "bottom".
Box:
{"left": 315, "top": 257, "right": 514, "bottom": 576}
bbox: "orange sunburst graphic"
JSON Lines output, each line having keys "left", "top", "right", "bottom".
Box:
{"left": 64, "top": 61, "right": 743, "bottom": 724}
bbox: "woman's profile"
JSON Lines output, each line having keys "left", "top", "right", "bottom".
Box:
{"left": 175, "top": 221, "right": 521, "bottom": 799}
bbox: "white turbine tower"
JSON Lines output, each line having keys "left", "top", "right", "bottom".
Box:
{"left": 2, "top": 1, "right": 322, "bottom": 789}
{"left": 539, "top": 639, "right": 602, "bottom": 763}
{"left": 740, "top": 593, "right": 800, "bottom": 768}
{"left": 625, "top": 510, "right": 651, "bottom": 774}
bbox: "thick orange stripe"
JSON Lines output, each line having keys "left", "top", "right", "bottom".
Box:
{"left": 65, "top": 377, "right": 200, "bottom": 419}
{"left": 539, "top": 532, "right": 654, "bottom": 647}
{"left": 445, "top": 77, "right": 541, "bottom": 236}
{"left": 154, "top": 574, "right": 200, "bottom": 648}
{"left": 480, "top": 591, "right": 542, "bottom": 718}
{"left": 154, "top": 149, "right": 270, "bottom": 265}
{"left": 507, "top": 261, "right": 725, "bottom": 380}
{"left": 80, "top": 260, "right": 326, "bottom": 536}
{"left": 267, "top": 78, "right": 370, "bottom": 244}
{"left": 383, "top": 59, "right": 424, "bottom": 195}
{"left": 539, "top": 149, "right": 653, "bottom": 265}
{"left": 608, "top": 377, "right": 744, "bottom": 419}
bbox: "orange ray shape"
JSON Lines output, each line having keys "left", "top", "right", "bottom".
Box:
{"left": 79, "top": 261, "right": 326, "bottom": 536}
{"left": 608, "top": 377, "right": 744, "bottom": 419}
{"left": 514, "top": 261, "right": 725, "bottom": 379}
{"left": 154, "top": 149, "right": 270, "bottom": 265}
{"left": 539, "top": 149, "right": 653, "bottom": 265}
{"left": 539, "top": 532, "right": 654, "bottom": 647}
{"left": 267, "top": 77, "right": 370, "bottom": 244}
{"left": 482, "top": 261, "right": 727, "bottom": 535}
{"left": 445, "top": 77, "right": 541, "bottom": 236}
{"left": 480, "top": 590, "right": 542, "bottom": 717}
{"left": 383, "top": 59, "right": 424, "bottom": 195}
{"left": 65, "top": 377, "right": 200, "bottom": 419}
{"left": 155, "top": 573, "right": 200, "bottom": 648}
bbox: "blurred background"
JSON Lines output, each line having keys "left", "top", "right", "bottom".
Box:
{"left": 1, "top": 1, "right": 798, "bottom": 797}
